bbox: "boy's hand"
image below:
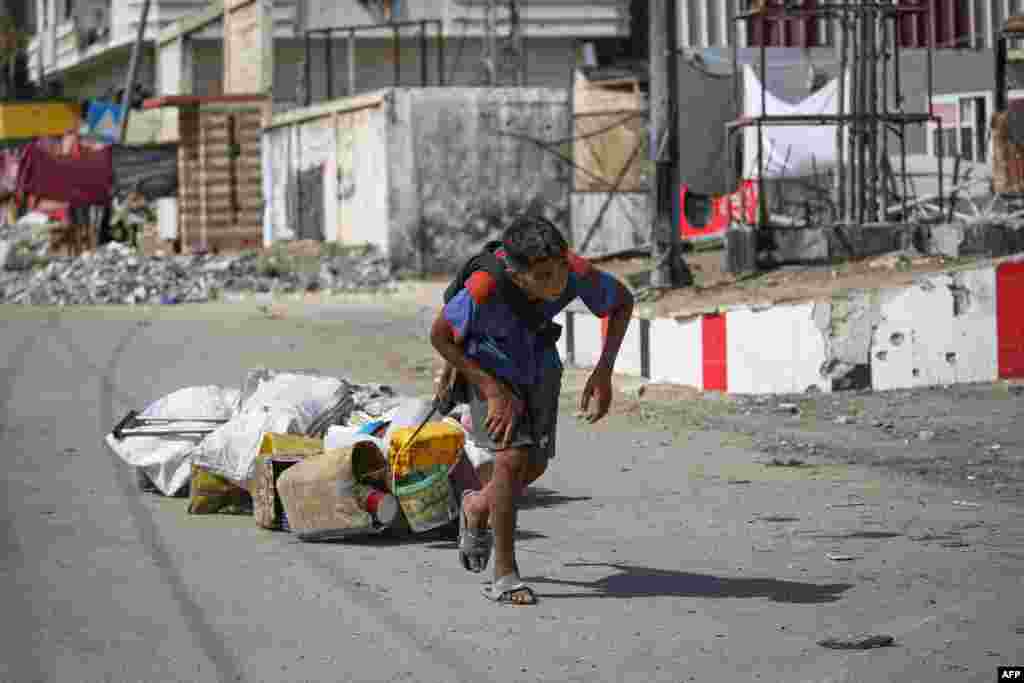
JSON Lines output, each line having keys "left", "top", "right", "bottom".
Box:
{"left": 434, "top": 361, "right": 456, "bottom": 401}
{"left": 482, "top": 378, "right": 523, "bottom": 447}
{"left": 580, "top": 366, "right": 613, "bottom": 424}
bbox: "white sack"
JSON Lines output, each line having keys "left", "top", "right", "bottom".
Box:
{"left": 743, "top": 65, "right": 849, "bottom": 179}
{"left": 104, "top": 385, "right": 241, "bottom": 496}
{"left": 193, "top": 372, "right": 346, "bottom": 483}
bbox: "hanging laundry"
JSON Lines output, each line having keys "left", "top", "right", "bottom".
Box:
{"left": 742, "top": 65, "right": 849, "bottom": 179}
{"left": 0, "top": 147, "right": 21, "bottom": 196}
{"left": 16, "top": 139, "right": 113, "bottom": 208}
{"left": 112, "top": 144, "right": 178, "bottom": 200}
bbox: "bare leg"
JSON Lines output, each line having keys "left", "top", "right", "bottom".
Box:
{"left": 463, "top": 448, "right": 534, "bottom": 604}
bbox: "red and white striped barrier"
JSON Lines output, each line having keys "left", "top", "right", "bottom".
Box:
{"left": 561, "top": 259, "right": 1024, "bottom": 395}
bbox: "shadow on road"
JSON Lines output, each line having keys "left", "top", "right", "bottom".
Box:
{"left": 303, "top": 526, "right": 549, "bottom": 549}
{"left": 518, "top": 486, "right": 593, "bottom": 511}
{"left": 526, "top": 562, "right": 853, "bottom": 604}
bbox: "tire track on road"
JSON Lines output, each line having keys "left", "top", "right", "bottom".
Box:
{"left": 74, "top": 320, "right": 249, "bottom": 683}
{"left": 0, "top": 313, "right": 60, "bottom": 683}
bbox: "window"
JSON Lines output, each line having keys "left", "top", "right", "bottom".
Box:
{"left": 928, "top": 93, "right": 990, "bottom": 162}
{"left": 746, "top": 0, "right": 823, "bottom": 48}
{"left": 897, "top": 0, "right": 970, "bottom": 49}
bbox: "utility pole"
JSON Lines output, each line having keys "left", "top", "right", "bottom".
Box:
{"left": 116, "top": 0, "right": 153, "bottom": 143}
{"left": 649, "top": 0, "right": 692, "bottom": 289}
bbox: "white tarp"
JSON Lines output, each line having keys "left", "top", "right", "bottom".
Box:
{"left": 104, "top": 386, "right": 241, "bottom": 496}
{"left": 743, "top": 65, "right": 849, "bottom": 179}
{"left": 194, "top": 372, "right": 347, "bottom": 484}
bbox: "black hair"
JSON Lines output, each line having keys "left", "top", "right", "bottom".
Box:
{"left": 501, "top": 214, "right": 568, "bottom": 272}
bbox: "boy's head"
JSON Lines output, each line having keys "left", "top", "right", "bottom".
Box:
{"left": 501, "top": 215, "right": 569, "bottom": 302}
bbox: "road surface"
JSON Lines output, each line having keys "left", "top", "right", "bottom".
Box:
{"left": 1, "top": 299, "right": 1021, "bottom": 683}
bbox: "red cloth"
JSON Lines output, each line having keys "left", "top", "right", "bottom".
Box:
{"left": 16, "top": 139, "right": 113, "bottom": 208}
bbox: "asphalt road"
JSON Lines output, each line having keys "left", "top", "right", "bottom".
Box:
{"left": 1, "top": 300, "right": 1022, "bottom": 683}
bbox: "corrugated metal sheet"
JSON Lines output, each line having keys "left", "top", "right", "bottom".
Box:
{"left": 112, "top": 143, "right": 179, "bottom": 200}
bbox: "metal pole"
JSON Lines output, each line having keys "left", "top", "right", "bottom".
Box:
{"left": 437, "top": 21, "right": 445, "bottom": 86}
{"left": 348, "top": 29, "right": 356, "bottom": 95}
{"left": 847, "top": 9, "right": 857, "bottom": 223}
{"left": 758, "top": 24, "right": 766, "bottom": 230}
{"left": 895, "top": 5, "right": 908, "bottom": 222}
{"left": 836, "top": 8, "right": 848, "bottom": 223}
{"left": 420, "top": 20, "right": 428, "bottom": 86}
{"left": 868, "top": 7, "right": 878, "bottom": 223}
{"left": 880, "top": 11, "right": 890, "bottom": 220}
{"left": 305, "top": 31, "right": 312, "bottom": 106}
{"left": 857, "top": 8, "right": 869, "bottom": 225}
{"left": 928, "top": 3, "right": 941, "bottom": 220}
{"left": 393, "top": 25, "right": 400, "bottom": 87}
{"left": 116, "top": 0, "right": 152, "bottom": 144}
{"left": 649, "top": 0, "right": 689, "bottom": 288}
{"left": 326, "top": 29, "right": 334, "bottom": 101}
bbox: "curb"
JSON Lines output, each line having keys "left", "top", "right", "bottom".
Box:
{"left": 560, "top": 255, "right": 1024, "bottom": 395}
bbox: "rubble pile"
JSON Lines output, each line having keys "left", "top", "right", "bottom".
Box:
{"left": 0, "top": 231, "right": 396, "bottom": 306}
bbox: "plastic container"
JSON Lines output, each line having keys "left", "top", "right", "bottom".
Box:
{"left": 355, "top": 484, "right": 401, "bottom": 528}
{"left": 325, "top": 425, "right": 387, "bottom": 455}
{"left": 393, "top": 464, "right": 455, "bottom": 533}
{"left": 276, "top": 444, "right": 387, "bottom": 542}
{"left": 388, "top": 421, "right": 465, "bottom": 480}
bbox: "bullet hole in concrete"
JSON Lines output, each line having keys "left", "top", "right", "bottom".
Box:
{"left": 831, "top": 364, "right": 871, "bottom": 392}
{"left": 912, "top": 368, "right": 920, "bottom": 378}
{"left": 890, "top": 332, "right": 905, "bottom": 346}
{"left": 946, "top": 352, "right": 957, "bottom": 365}
{"left": 876, "top": 350, "right": 888, "bottom": 361}
{"left": 949, "top": 284, "right": 971, "bottom": 316}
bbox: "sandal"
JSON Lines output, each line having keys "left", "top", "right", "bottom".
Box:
{"left": 458, "top": 491, "right": 492, "bottom": 574}
{"left": 482, "top": 573, "right": 538, "bottom": 605}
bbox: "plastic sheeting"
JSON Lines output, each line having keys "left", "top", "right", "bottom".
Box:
{"left": 743, "top": 65, "right": 848, "bottom": 179}
{"left": 104, "top": 386, "right": 241, "bottom": 496}
{"left": 112, "top": 143, "right": 179, "bottom": 200}
{"left": 193, "top": 372, "right": 348, "bottom": 484}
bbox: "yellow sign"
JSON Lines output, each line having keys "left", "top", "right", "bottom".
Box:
{"left": 0, "top": 102, "right": 80, "bottom": 141}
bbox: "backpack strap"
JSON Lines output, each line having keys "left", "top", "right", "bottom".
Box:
{"left": 444, "top": 242, "right": 563, "bottom": 344}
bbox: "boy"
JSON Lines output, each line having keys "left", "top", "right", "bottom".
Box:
{"left": 430, "top": 215, "right": 634, "bottom": 605}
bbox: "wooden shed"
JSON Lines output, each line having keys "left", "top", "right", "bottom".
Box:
{"left": 143, "top": 95, "right": 269, "bottom": 253}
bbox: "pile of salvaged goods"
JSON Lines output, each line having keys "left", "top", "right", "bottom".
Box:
{"left": 105, "top": 369, "right": 472, "bottom": 539}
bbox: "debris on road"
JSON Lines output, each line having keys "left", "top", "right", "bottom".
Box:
{"left": 767, "top": 457, "right": 807, "bottom": 468}
{"left": 817, "top": 633, "right": 895, "bottom": 650}
{"left": 826, "top": 552, "right": 860, "bottom": 562}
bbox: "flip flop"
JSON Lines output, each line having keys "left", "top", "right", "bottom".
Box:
{"left": 482, "top": 573, "right": 538, "bottom": 605}
{"left": 458, "top": 491, "right": 492, "bottom": 574}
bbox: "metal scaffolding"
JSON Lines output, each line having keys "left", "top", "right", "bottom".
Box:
{"left": 724, "top": 0, "right": 945, "bottom": 230}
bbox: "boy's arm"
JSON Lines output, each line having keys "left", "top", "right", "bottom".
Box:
{"left": 595, "top": 275, "right": 635, "bottom": 375}
{"left": 578, "top": 268, "right": 635, "bottom": 423}
{"left": 429, "top": 309, "right": 522, "bottom": 445}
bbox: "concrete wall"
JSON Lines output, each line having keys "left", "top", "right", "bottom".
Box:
{"left": 388, "top": 87, "right": 571, "bottom": 274}
{"left": 48, "top": 48, "right": 157, "bottom": 100}
{"left": 870, "top": 269, "right": 999, "bottom": 391}
{"left": 263, "top": 112, "right": 339, "bottom": 243}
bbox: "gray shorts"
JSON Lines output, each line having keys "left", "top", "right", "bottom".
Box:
{"left": 463, "top": 362, "right": 563, "bottom": 469}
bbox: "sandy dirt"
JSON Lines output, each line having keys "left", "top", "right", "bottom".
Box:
{"left": 593, "top": 248, "right": 1000, "bottom": 319}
